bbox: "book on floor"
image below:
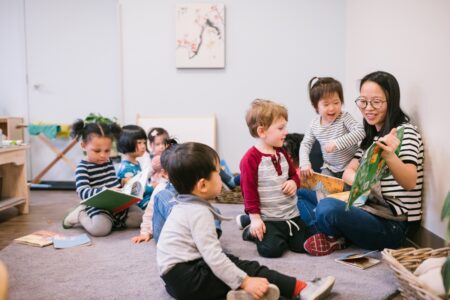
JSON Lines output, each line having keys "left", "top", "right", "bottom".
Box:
{"left": 53, "top": 233, "right": 91, "bottom": 249}
{"left": 302, "top": 172, "right": 345, "bottom": 195}
{"left": 14, "top": 230, "right": 62, "bottom": 247}
{"left": 347, "top": 126, "right": 404, "bottom": 207}
{"left": 335, "top": 251, "right": 381, "bottom": 270}
{"left": 81, "top": 167, "right": 149, "bottom": 213}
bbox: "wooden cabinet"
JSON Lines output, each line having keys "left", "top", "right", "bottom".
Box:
{"left": 0, "top": 146, "right": 29, "bottom": 214}
{"left": 0, "top": 117, "right": 24, "bottom": 140}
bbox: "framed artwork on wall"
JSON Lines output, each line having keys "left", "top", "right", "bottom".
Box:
{"left": 175, "top": 3, "right": 225, "bottom": 68}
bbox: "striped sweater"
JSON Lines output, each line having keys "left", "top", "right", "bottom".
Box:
{"left": 354, "top": 123, "right": 424, "bottom": 222}
{"left": 240, "top": 146, "right": 300, "bottom": 220}
{"left": 300, "top": 111, "right": 366, "bottom": 173}
{"left": 75, "top": 160, "right": 128, "bottom": 228}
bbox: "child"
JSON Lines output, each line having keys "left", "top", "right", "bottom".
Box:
{"left": 157, "top": 142, "right": 335, "bottom": 300}
{"left": 147, "top": 127, "right": 170, "bottom": 185}
{"left": 299, "top": 77, "right": 365, "bottom": 179}
{"left": 62, "top": 119, "right": 143, "bottom": 237}
{"left": 117, "top": 125, "right": 154, "bottom": 209}
{"left": 239, "top": 99, "right": 311, "bottom": 258}
{"left": 131, "top": 145, "right": 176, "bottom": 243}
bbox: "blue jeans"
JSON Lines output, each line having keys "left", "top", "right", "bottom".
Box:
{"left": 297, "top": 190, "right": 408, "bottom": 250}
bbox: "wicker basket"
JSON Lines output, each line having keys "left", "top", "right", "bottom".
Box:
{"left": 215, "top": 186, "right": 243, "bottom": 204}
{"left": 382, "top": 247, "right": 450, "bottom": 300}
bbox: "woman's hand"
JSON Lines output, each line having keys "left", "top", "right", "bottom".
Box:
{"left": 300, "top": 165, "right": 314, "bottom": 177}
{"left": 240, "top": 276, "right": 270, "bottom": 300}
{"left": 376, "top": 128, "right": 400, "bottom": 160}
{"left": 282, "top": 180, "right": 297, "bottom": 196}
{"left": 249, "top": 214, "right": 266, "bottom": 241}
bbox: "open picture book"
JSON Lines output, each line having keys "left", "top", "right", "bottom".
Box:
{"left": 302, "top": 172, "right": 345, "bottom": 197}
{"left": 347, "top": 126, "right": 404, "bottom": 207}
{"left": 335, "top": 251, "right": 380, "bottom": 270}
{"left": 81, "top": 167, "right": 149, "bottom": 213}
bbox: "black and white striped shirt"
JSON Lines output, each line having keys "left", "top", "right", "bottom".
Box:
{"left": 75, "top": 160, "right": 128, "bottom": 227}
{"left": 354, "top": 123, "right": 424, "bottom": 222}
{"left": 300, "top": 112, "right": 366, "bottom": 173}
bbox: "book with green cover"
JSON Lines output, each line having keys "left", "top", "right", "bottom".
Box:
{"left": 347, "top": 126, "right": 404, "bottom": 207}
{"left": 81, "top": 189, "right": 141, "bottom": 213}
{"left": 81, "top": 167, "right": 149, "bottom": 213}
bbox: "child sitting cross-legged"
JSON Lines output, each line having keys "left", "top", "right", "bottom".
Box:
{"left": 62, "top": 119, "right": 143, "bottom": 236}
{"left": 157, "top": 142, "right": 335, "bottom": 300}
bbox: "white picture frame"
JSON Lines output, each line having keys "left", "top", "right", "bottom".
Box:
{"left": 175, "top": 3, "right": 225, "bottom": 68}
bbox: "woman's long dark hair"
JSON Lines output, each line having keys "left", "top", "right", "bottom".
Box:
{"left": 359, "top": 71, "right": 410, "bottom": 150}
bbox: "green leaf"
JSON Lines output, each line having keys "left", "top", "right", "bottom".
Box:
{"left": 442, "top": 255, "right": 450, "bottom": 295}
{"left": 441, "top": 191, "right": 450, "bottom": 221}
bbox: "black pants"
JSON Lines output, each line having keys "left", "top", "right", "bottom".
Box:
{"left": 252, "top": 216, "right": 311, "bottom": 258}
{"left": 161, "top": 254, "right": 296, "bottom": 300}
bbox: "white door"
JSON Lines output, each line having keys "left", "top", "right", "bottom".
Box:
{"left": 25, "top": 0, "right": 121, "bottom": 182}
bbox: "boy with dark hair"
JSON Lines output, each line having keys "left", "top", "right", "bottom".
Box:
{"left": 157, "top": 142, "right": 335, "bottom": 300}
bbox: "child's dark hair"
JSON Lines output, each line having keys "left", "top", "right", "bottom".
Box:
{"left": 117, "top": 125, "right": 147, "bottom": 154}
{"left": 148, "top": 127, "right": 169, "bottom": 144}
{"left": 165, "top": 142, "right": 219, "bottom": 194}
{"left": 71, "top": 119, "right": 121, "bottom": 143}
{"left": 283, "top": 133, "right": 304, "bottom": 168}
{"left": 160, "top": 143, "right": 178, "bottom": 171}
{"left": 308, "top": 77, "right": 344, "bottom": 112}
{"left": 359, "top": 71, "right": 410, "bottom": 150}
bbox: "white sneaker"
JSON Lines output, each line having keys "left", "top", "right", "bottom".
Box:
{"left": 227, "top": 283, "right": 279, "bottom": 300}
{"left": 62, "top": 205, "right": 86, "bottom": 229}
{"left": 299, "top": 276, "right": 335, "bottom": 300}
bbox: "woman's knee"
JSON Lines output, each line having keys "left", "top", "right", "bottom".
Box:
{"left": 315, "top": 199, "right": 346, "bottom": 231}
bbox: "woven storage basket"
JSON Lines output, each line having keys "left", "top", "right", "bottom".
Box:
{"left": 215, "top": 186, "right": 243, "bottom": 204}
{"left": 382, "top": 247, "right": 450, "bottom": 300}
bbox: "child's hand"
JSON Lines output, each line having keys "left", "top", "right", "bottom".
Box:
{"left": 131, "top": 233, "right": 152, "bottom": 244}
{"left": 325, "top": 141, "right": 337, "bottom": 153}
{"left": 282, "top": 180, "right": 297, "bottom": 196}
{"left": 110, "top": 187, "right": 122, "bottom": 192}
{"left": 300, "top": 165, "right": 314, "bottom": 177}
{"left": 249, "top": 214, "right": 266, "bottom": 241}
{"left": 376, "top": 128, "right": 400, "bottom": 160}
{"left": 240, "top": 276, "right": 270, "bottom": 300}
{"left": 151, "top": 155, "right": 162, "bottom": 172}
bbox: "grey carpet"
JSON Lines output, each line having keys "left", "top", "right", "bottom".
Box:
{"left": 0, "top": 203, "right": 397, "bottom": 299}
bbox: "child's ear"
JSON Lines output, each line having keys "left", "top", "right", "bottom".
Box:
{"left": 195, "top": 178, "right": 208, "bottom": 194}
{"left": 256, "top": 125, "right": 266, "bottom": 138}
{"left": 80, "top": 141, "right": 86, "bottom": 150}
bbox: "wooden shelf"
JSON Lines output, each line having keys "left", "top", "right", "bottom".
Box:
{"left": 0, "top": 197, "right": 26, "bottom": 211}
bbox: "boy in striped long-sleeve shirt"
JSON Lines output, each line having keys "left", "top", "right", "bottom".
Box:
{"left": 239, "top": 99, "right": 312, "bottom": 258}
{"left": 300, "top": 77, "right": 365, "bottom": 179}
{"left": 62, "top": 119, "right": 143, "bottom": 236}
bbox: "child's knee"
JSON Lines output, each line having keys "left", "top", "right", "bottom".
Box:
{"left": 257, "top": 243, "right": 285, "bottom": 258}
{"left": 86, "top": 225, "right": 112, "bottom": 237}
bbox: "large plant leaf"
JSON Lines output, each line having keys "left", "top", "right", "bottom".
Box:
{"left": 442, "top": 255, "right": 450, "bottom": 295}
{"left": 441, "top": 191, "right": 450, "bottom": 221}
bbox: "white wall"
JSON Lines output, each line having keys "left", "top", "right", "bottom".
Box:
{"left": 0, "top": 0, "right": 28, "bottom": 117}
{"left": 119, "top": 0, "right": 345, "bottom": 171}
{"left": 344, "top": 0, "right": 450, "bottom": 238}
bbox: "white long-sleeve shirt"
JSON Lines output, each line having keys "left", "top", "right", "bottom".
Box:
{"left": 300, "top": 111, "right": 365, "bottom": 173}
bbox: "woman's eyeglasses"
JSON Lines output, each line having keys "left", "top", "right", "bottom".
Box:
{"left": 355, "top": 97, "right": 386, "bottom": 109}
